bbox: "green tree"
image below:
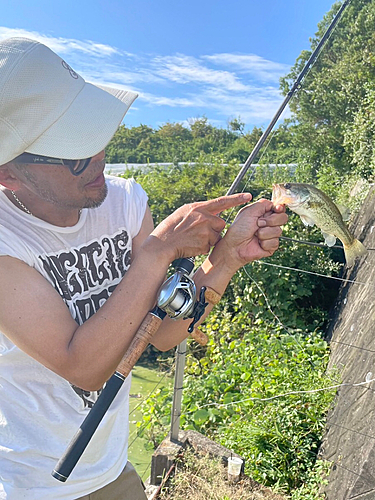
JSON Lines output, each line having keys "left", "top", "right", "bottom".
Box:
{"left": 279, "top": 0, "right": 375, "bottom": 188}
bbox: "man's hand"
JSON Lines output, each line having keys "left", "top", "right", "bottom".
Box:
{"left": 147, "top": 193, "right": 252, "bottom": 262}
{"left": 212, "top": 199, "right": 288, "bottom": 272}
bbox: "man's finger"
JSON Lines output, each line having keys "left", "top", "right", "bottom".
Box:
{"left": 259, "top": 212, "right": 288, "bottom": 227}
{"left": 260, "top": 237, "right": 280, "bottom": 253}
{"left": 201, "top": 193, "right": 252, "bottom": 214}
{"left": 257, "top": 226, "right": 283, "bottom": 240}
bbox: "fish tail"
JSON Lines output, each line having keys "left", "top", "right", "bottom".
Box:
{"left": 343, "top": 238, "right": 367, "bottom": 268}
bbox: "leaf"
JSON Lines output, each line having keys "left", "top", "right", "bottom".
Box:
{"left": 193, "top": 409, "right": 209, "bottom": 425}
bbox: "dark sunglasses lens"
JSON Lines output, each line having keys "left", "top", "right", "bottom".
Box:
{"left": 68, "top": 158, "right": 92, "bottom": 176}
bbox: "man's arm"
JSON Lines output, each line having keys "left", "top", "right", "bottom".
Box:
{"left": 0, "top": 194, "right": 252, "bottom": 391}
{"left": 137, "top": 200, "right": 287, "bottom": 351}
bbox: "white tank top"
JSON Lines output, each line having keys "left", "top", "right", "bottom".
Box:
{"left": 0, "top": 176, "right": 148, "bottom": 499}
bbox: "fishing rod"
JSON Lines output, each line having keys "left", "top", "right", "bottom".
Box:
{"left": 52, "top": 258, "right": 220, "bottom": 482}
{"left": 226, "top": 0, "right": 351, "bottom": 196}
{"left": 52, "top": 0, "right": 351, "bottom": 482}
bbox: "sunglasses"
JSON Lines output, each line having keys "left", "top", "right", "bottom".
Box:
{"left": 13, "top": 153, "right": 92, "bottom": 176}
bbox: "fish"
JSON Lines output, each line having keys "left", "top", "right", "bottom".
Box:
{"left": 272, "top": 182, "right": 367, "bottom": 267}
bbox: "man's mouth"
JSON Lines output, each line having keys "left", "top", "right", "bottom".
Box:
{"left": 85, "top": 172, "right": 105, "bottom": 188}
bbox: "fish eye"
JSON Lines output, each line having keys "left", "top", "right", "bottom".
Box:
{"left": 284, "top": 183, "right": 291, "bottom": 189}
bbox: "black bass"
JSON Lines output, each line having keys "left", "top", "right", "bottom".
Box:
{"left": 272, "top": 183, "right": 367, "bottom": 267}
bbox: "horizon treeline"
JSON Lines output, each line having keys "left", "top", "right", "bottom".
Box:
{"left": 106, "top": 0, "right": 375, "bottom": 201}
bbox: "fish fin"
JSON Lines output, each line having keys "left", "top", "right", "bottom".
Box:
{"left": 322, "top": 232, "right": 337, "bottom": 247}
{"left": 337, "top": 205, "right": 351, "bottom": 222}
{"left": 300, "top": 214, "right": 315, "bottom": 227}
{"left": 343, "top": 238, "right": 367, "bottom": 268}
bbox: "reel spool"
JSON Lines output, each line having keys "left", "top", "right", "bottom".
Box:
{"left": 157, "top": 258, "right": 196, "bottom": 319}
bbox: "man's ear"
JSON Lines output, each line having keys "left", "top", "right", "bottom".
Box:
{"left": 0, "top": 164, "right": 22, "bottom": 190}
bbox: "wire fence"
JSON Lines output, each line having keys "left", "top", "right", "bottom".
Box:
{"left": 123, "top": 160, "right": 374, "bottom": 492}
{"left": 128, "top": 232, "right": 373, "bottom": 492}
{"left": 125, "top": 4, "right": 371, "bottom": 484}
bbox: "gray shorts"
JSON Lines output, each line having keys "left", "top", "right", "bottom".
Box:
{"left": 76, "top": 461, "right": 147, "bottom": 500}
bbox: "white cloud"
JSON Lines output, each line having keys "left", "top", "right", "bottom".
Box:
{"left": 0, "top": 27, "right": 120, "bottom": 57}
{"left": 141, "top": 91, "right": 205, "bottom": 108}
{"left": 203, "top": 53, "right": 290, "bottom": 82}
{"left": 151, "top": 54, "right": 250, "bottom": 92}
{"left": 0, "top": 27, "right": 291, "bottom": 126}
{"left": 0, "top": 27, "right": 141, "bottom": 92}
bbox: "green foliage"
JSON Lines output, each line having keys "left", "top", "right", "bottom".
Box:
{"left": 107, "top": 2, "right": 375, "bottom": 201}
{"left": 279, "top": 0, "right": 375, "bottom": 187}
{"left": 112, "top": 1, "right": 375, "bottom": 496}
{"left": 228, "top": 216, "right": 341, "bottom": 331}
{"left": 344, "top": 87, "right": 375, "bottom": 180}
{"left": 136, "top": 385, "right": 173, "bottom": 448}
{"left": 141, "top": 318, "right": 336, "bottom": 496}
{"left": 125, "top": 159, "right": 341, "bottom": 497}
{"left": 289, "top": 460, "right": 331, "bottom": 500}
{"left": 121, "top": 157, "right": 262, "bottom": 225}
{"left": 107, "top": 117, "right": 285, "bottom": 166}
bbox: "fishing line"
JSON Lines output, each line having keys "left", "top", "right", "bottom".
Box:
{"left": 179, "top": 377, "right": 375, "bottom": 414}
{"left": 280, "top": 236, "right": 375, "bottom": 251}
{"left": 242, "top": 266, "right": 294, "bottom": 335}
{"left": 149, "top": 0, "right": 357, "bottom": 479}
{"left": 165, "top": 248, "right": 368, "bottom": 445}
{"left": 130, "top": 367, "right": 173, "bottom": 415}
{"left": 222, "top": 0, "right": 352, "bottom": 224}
{"left": 128, "top": 361, "right": 175, "bottom": 446}
{"left": 280, "top": 236, "right": 345, "bottom": 249}
{"left": 242, "top": 265, "right": 318, "bottom": 370}
{"left": 254, "top": 260, "right": 370, "bottom": 287}
{"left": 223, "top": 126, "right": 280, "bottom": 226}
{"left": 162, "top": 368, "right": 375, "bottom": 483}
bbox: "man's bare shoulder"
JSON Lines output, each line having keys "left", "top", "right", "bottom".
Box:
{"left": 0, "top": 255, "right": 78, "bottom": 379}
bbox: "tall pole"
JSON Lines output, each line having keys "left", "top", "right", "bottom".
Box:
{"left": 170, "top": 339, "right": 187, "bottom": 442}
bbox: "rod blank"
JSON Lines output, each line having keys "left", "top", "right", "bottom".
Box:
{"left": 52, "top": 309, "right": 165, "bottom": 481}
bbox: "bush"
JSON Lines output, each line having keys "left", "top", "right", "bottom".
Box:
{"left": 126, "top": 158, "right": 340, "bottom": 496}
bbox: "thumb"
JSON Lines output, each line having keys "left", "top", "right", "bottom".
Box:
{"left": 249, "top": 199, "right": 274, "bottom": 217}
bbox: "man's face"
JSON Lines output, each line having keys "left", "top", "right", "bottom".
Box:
{"left": 10, "top": 150, "right": 108, "bottom": 210}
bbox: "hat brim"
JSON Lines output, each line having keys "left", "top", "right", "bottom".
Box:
{"left": 25, "top": 82, "right": 138, "bottom": 160}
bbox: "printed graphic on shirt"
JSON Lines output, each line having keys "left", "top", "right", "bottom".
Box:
{"left": 71, "top": 386, "right": 103, "bottom": 408}
{"left": 38, "top": 228, "right": 132, "bottom": 406}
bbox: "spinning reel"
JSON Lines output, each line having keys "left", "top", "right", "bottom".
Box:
{"left": 157, "top": 257, "right": 208, "bottom": 333}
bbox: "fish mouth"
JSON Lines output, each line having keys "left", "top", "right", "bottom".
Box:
{"left": 271, "top": 184, "right": 281, "bottom": 204}
{"left": 272, "top": 183, "right": 303, "bottom": 208}
{"left": 272, "top": 183, "right": 291, "bottom": 205}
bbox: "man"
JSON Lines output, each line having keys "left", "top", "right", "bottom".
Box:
{"left": 0, "top": 38, "right": 287, "bottom": 500}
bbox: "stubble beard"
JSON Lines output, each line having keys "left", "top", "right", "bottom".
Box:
{"left": 15, "top": 164, "right": 109, "bottom": 210}
{"left": 82, "top": 183, "right": 108, "bottom": 208}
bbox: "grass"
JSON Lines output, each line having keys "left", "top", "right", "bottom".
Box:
{"left": 158, "top": 449, "right": 287, "bottom": 500}
{"left": 128, "top": 364, "right": 172, "bottom": 480}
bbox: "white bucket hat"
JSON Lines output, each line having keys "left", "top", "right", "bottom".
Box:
{"left": 0, "top": 37, "right": 138, "bottom": 165}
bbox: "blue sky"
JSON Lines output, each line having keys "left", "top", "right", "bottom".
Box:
{"left": 0, "top": 0, "right": 336, "bottom": 131}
